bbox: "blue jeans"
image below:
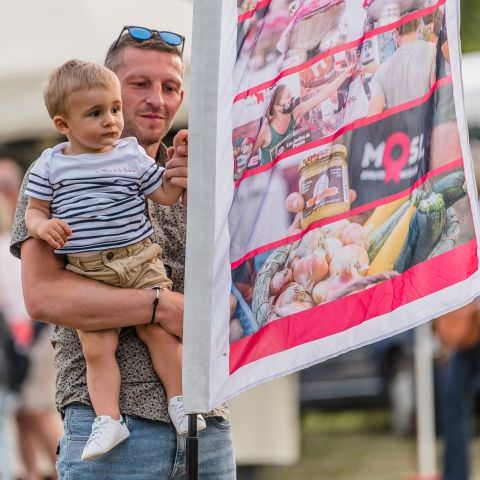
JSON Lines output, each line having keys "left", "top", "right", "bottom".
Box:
{"left": 57, "top": 403, "right": 236, "bottom": 479}
{"left": 439, "top": 343, "right": 480, "bottom": 480}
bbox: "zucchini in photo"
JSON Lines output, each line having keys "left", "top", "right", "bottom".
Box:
{"left": 431, "top": 170, "right": 466, "bottom": 208}
{"left": 368, "top": 200, "right": 417, "bottom": 275}
{"left": 367, "top": 200, "right": 411, "bottom": 262}
{"left": 394, "top": 192, "right": 447, "bottom": 272}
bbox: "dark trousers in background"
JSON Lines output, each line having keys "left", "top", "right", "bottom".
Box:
{"left": 439, "top": 343, "right": 480, "bottom": 480}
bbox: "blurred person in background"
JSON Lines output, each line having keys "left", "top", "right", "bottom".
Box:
{"left": 0, "top": 191, "right": 17, "bottom": 480}
{"left": 0, "top": 317, "right": 15, "bottom": 480}
{"left": 0, "top": 159, "right": 27, "bottom": 480}
{"left": 435, "top": 302, "right": 480, "bottom": 480}
{"left": 0, "top": 158, "right": 61, "bottom": 480}
{"left": 435, "top": 144, "right": 480, "bottom": 480}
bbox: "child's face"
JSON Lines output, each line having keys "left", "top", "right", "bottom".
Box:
{"left": 58, "top": 83, "right": 124, "bottom": 154}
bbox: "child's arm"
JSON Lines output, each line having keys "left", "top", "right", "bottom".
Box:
{"left": 147, "top": 180, "right": 184, "bottom": 206}
{"left": 140, "top": 129, "right": 188, "bottom": 206}
{"left": 25, "top": 197, "right": 72, "bottom": 250}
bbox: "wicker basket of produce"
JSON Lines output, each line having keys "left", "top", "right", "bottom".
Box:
{"left": 252, "top": 171, "right": 465, "bottom": 328}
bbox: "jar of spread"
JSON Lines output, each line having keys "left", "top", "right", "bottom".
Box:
{"left": 299, "top": 144, "right": 350, "bottom": 230}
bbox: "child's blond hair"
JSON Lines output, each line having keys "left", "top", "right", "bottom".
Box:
{"left": 43, "top": 59, "right": 119, "bottom": 118}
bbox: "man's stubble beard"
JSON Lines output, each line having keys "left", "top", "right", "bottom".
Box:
{"left": 122, "top": 111, "right": 170, "bottom": 151}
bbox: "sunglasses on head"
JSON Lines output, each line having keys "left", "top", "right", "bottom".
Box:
{"left": 113, "top": 26, "right": 185, "bottom": 54}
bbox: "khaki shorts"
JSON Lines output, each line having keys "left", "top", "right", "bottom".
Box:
{"left": 66, "top": 237, "right": 172, "bottom": 291}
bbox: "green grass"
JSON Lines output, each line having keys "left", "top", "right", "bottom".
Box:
{"left": 238, "top": 410, "right": 480, "bottom": 480}
{"left": 255, "top": 410, "right": 419, "bottom": 480}
{"left": 251, "top": 410, "right": 480, "bottom": 480}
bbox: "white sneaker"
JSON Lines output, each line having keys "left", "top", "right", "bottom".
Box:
{"left": 168, "top": 396, "right": 207, "bottom": 436}
{"left": 81, "top": 415, "right": 130, "bottom": 461}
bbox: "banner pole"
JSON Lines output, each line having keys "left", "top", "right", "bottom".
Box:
{"left": 184, "top": 0, "right": 235, "bottom": 473}
{"left": 186, "top": 414, "right": 198, "bottom": 480}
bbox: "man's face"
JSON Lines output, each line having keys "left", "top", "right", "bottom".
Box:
{"left": 114, "top": 47, "right": 184, "bottom": 148}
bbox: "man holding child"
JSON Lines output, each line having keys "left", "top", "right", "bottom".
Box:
{"left": 10, "top": 27, "right": 236, "bottom": 479}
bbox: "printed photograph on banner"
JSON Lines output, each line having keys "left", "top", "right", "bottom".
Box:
{"left": 232, "top": 0, "right": 451, "bottom": 182}
{"left": 232, "top": 50, "right": 357, "bottom": 177}
{"left": 229, "top": 166, "right": 475, "bottom": 344}
{"left": 230, "top": 82, "right": 461, "bottom": 263}
{"left": 362, "top": 7, "right": 447, "bottom": 116}
{"left": 235, "top": 0, "right": 366, "bottom": 93}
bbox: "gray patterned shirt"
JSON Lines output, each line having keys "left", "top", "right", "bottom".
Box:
{"left": 10, "top": 145, "right": 228, "bottom": 422}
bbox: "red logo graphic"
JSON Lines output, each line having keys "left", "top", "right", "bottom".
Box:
{"left": 383, "top": 132, "right": 411, "bottom": 183}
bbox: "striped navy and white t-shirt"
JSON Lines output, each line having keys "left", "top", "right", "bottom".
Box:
{"left": 25, "top": 137, "right": 164, "bottom": 254}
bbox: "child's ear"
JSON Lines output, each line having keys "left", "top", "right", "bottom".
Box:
{"left": 53, "top": 115, "right": 70, "bottom": 135}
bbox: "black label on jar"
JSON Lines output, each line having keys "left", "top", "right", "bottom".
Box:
{"left": 300, "top": 165, "right": 349, "bottom": 218}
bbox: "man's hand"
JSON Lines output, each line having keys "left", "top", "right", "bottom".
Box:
{"left": 36, "top": 218, "right": 72, "bottom": 249}
{"left": 154, "top": 289, "right": 184, "bottom": 338}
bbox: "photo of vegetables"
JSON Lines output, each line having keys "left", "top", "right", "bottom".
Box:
{"left": 230, "top": 167, "right": 474, "bottom": 343}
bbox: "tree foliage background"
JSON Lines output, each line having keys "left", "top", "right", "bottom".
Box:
{"left": 461, "top": 0, "right": 480, "bottom": 52}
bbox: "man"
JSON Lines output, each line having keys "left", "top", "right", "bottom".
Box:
{"left": 10, "top": 29, "right": 235, "bottom": 479}
{"left": 367, "top": 17, "right": 436, "bottom": 116}
{"left": 436, "top": 302, "right": 480, "bottom": 480}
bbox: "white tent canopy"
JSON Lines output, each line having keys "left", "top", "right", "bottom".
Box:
{"left": 1, "top": 0, "right": 192, "bottom": 142}
{"left": 2, "top": 2, "right": 480, "bottom": 142}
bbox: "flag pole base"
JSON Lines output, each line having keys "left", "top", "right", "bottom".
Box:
{"left": 186, "top": 413, "right": 198, "bottom": 480}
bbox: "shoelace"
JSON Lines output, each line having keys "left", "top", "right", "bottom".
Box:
{"left": 170, "top": 399, "right": 186, "bottom": 418}
{"left": 86, "top": 417, "right": 111, "bottom": 445}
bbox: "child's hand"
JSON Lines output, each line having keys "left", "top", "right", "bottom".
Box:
{"left": 165, "top": 129, "right": 188, "bottom": 190}
{"left": 37, "top": 218, "right": 72, "bottom": 249}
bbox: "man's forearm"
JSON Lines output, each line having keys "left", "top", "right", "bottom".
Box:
{"left": 21, "top": 238, "right": 184, "bottom": 335}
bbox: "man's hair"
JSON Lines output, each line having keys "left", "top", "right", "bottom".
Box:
{"left": 43, "top": 59, "right": 119, "bottom": 118}
{"left": 104, "top": 33, "right": 183, "bottom": 73}
{"left": 422, "top": 9, "right": 443, "bottom": 38}
{"left": 396, "top": 17, "right": 420, "bottom": 36}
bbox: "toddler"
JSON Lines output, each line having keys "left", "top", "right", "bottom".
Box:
{"left": 24, "top": 59, "right": 205, "bottom": 461}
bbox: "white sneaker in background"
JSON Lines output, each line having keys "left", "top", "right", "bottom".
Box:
{"left": 81, "top": 415, "right": 130, "bottom": 461}
{"left": 168, "top": 395, "right": 207, "bottom": 436}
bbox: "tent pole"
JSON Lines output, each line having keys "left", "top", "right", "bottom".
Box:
{"left": 412, "top": 323, "right": 438, "bottom": 480}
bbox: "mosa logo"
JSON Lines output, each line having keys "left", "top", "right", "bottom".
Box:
{"left": 361, "top": 132, "right": 426, "bottom": 183}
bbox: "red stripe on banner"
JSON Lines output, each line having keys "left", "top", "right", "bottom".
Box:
{"left": 234, "top": 76, "right": 453, "bottom": 188}
{"left": 238, "top": 0, "right": 272, "bottom": 23}
{"left": 234, "top": 39, "right": 363, "bottom": 103}
{"left": 234, "top": 0, "right": 446, "bottom": 103}
{"left": 230, "top": 158, "right": 464, "bottom": 269}
{"left": 229, "top": 240, "right": 479, "bottom": 374}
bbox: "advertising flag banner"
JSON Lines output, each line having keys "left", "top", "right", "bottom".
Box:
{"left": 184, "top": 0, "right": 480, "bottom": 412}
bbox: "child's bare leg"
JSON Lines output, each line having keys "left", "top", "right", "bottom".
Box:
{"left": 135, "top": 324, "right": 182, "bottom": 399}
{"left": 77, "top": 329, "right": 121, "bottom": 419}
{"left": 136, "top": 324, "right": 206, "bottom": 434}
